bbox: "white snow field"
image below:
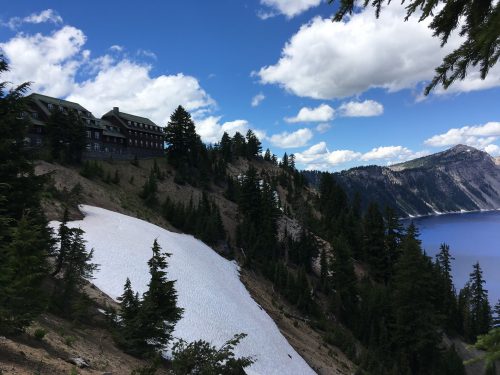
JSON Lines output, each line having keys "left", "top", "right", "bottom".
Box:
{"left": 52, "top": 205, "right": 314, "bottom": 375}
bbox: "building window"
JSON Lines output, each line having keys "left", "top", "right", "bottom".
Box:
{"left": 86, "top": 130, "right": 91, "bottom": 138}
{"left": 86, "top": 143, "right": 91, "bottom": 151}
{"left": 47, "top": 103, "right": 54, "bottom": 110}
{"left": 135, "top": 140, "right": 138, "bottom": 146}
{"left": 93, "top": 143, "right": 100, "bottom": 151}
{"left": 36, "top": 138, "right": 42, "bottom": 146}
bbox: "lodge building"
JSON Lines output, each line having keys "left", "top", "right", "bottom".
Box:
{"left": 24, "top": 93, "right": 165, "bottom": 159}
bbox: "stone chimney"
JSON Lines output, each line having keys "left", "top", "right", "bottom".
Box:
{"left": 113, "top": 107, "right": 119, "bottom": 114}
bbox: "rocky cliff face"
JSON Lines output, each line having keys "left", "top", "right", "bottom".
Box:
{"left": 333, "top": 145, "right": 500, "bottom": 217}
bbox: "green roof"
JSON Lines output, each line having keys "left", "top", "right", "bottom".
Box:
{"left": 102, "top": 108, "right": 163, "bottom": 134}
{"left": 27, "top": 93, "right": 94, "bottom": 116}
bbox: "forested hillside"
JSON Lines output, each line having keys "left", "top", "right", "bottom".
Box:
{"left": 304, "top": 145, "right": 500, "bottom": 217}
{"left": 2, "top": 55, "right": 500, "bottom": 375}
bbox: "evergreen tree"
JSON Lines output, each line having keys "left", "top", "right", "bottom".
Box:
{"left": 116, "top": 278, "right": 142, "bottom": 352}
{"left": 363, "top": 203, "right": 387, "bottom": 281}
{"left": 384, "top": 206, "right": 403, "bottom": 281}
{"left": 390, "top": 229, "right": 441, "bottom": 373}
{"left": 263, "top": 148, "right": 271, "bottom": 161}
{"left": 164, "top": 105, "right": 202, "bottom": 167}
{"left": 46, "top": 109, "right": 87, "bottom": 164}
{"left": 54, "top": 227, "right": 98, "bottom": 318}
{"left": 52, "top": 208, "right": 71, "bottom": 276}
{"left": 466, "top": 262, "right": 491, "bottom": 340}
{"left": 232, "top": 132, "right": 246, "bottom": 158}
{"left": 435, "top": 243, "right": 459, "bottom": 331}
{"left": 245, "top": 129, "right": 261, "bottom": 158}
{"left": 493, "top": 300, "right": 500, "bottom": 327}
{"left": 219, "top": 132, "right": 232, "bottom": 162}
{"left": 140, "top": 168, "right": 158, "bottom": 207}
{"left": 137, "top": 240, "right": 183, "bottom": 354}
{"left": 0, "top": 215, "right": 50, "bottom": 333}
{"left": 0, "top": 55, "right": 53, "bottom": 334}
{"left": 330, "top": 236, "right": 358, "bottom": 326}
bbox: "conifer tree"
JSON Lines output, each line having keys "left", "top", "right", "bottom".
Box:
{"left": 137, "top": 240, "right": 183, "bottom": 354}
{"left": 390, "top": 229, "right": 441, "bottom": 373}
{"left": 245, "top": 129, "right": 261, "bottom": 159}
{"left": 219, "top": 132, "right": 232, "bottom": 162}
{"left": 263, "top": 148, "right": 271, "bottom": 161}
{"left": 466, "top": 262, "right": 491, "bottom": 340}
{"left": 232, "top": 132, "right": 246, "bottom": 158}
{"left": 52, "top": 208, "right": 70, "bottom": 276}
{"left": 46, "top": 109, "right": 87, "bottom": 164}
{"left": 363, "top": 203, "right": 387, "bottom": 281}
{"left": 164, "top": 105, "right": 202, "bottom": 167}
{"left": 116, "top": 278, "right": 142, "bottom": 352}
{"left": 55, "top": 227, "right": 98, "bottom": 317}
{"left": 331, "top": 236, "right": 358, "bottom": 325}
{"left": 140, "top": 168, "right": 158, "bottom": 207}
{"left": 0, "top": 55, "right": 53, "bottom": 334}
{"left": 493, "top": 300, "right": 500, "bottom": 328}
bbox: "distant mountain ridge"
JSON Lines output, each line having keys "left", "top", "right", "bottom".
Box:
{"left": 305, "top": 145, "right": 500, "bottom": 217}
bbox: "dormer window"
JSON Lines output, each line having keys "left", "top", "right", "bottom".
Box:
{"left": 48, "top": 103, "right": 54, "bottom": 110}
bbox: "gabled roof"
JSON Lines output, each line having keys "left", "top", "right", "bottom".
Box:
{"left": 102, "top": 109, "right": 163, "bottom": 135}
{"left": 27, "top": 93, "right": 95, "bottom": 118}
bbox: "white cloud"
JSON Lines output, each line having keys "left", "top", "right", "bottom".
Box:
{"left": 257, "top": 3, "right": 500, "bottom": 99}
{"left": 109, "top": 45, "right": 123, "bottom": 52}
{"left": 327, "top": 149, "right": 362, "bottom": 165}
{"left": 361, "top": 146, "right": 413, "bottom": 161}
{"left": 269, "top": 128, "right": 313, "bottom": 148}
{"left": 484, "top": 144, "right": 500, "bottom": 156}
{"left": 258, "top": 0, "right": 321, "bottom": 19}
{"left": 295, "top": 142, "right": 426, "bottom": 170}
{"left": 0, "top": 26, "right": 87, "bottom": 97}
{"left": 424, "top": 122, "right": 500, "bottom": 150}
{"left": 196, "top": 116, "right": 252, "bottom": 143}
{"left": 285, "top": 103, "right": 334, "bottom": 123}
{"left": 137, "top": 49, "right": 157, "bottom": 60}
{"left": 1, "top": 24, "right": 215, "bottom": 127}
{"left": 338, "top": 100, "right": 384, "bottom": 117}
{"left": 251, "top": 92, "right": 265, "bottom": 107}
{"left": 315, "top": 123, "right": 331, "bottom": 133}
{"left": 4, "top": 9, "right": 63, "bottom": 29}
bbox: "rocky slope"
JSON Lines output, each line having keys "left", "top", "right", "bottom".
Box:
{"left": 311, "top": 145, "right": 500, "bottom": 217}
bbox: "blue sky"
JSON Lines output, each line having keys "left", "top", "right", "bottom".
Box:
{"left": 1, "top": 1, "right": 499, "bottom": 170}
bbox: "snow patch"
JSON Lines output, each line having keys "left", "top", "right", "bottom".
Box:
{"left": 51, "top": 205, "right": 314, "bottom": 375}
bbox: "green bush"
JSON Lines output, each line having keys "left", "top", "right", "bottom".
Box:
{"left": 34, "top": 328, "right": 47, "bottom": 340}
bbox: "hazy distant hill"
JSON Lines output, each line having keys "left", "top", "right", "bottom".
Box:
{"left": 304, "top": 145, "right": 500, "bottom": 217}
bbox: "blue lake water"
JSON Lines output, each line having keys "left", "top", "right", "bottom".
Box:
{"left": 413, "top": 210, "right": 500, "bottom": 304}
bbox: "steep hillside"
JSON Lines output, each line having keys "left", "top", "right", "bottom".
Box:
{"left": 309, "top": 145, "right": 500, "bottom": 217}
{"left": 33, "top": 159, "right": 354, "bottom": 374}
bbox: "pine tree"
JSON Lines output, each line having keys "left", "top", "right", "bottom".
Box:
{"left": 331, "top": 236, "right": 358, "bottom": 325}
{"left": 165, "top": 105, "right": 202, "bottom": 167}
{"left": 363, "top": 203, "right": 387, "bottom": 281}
{"left": 263, "top": 148, "right": 271, "bottom": 161}
{"left": 46, "top": 109, "right": 87, "bottom": 164}
{"left": 384, "top": 206, "right": 403, "bottom": 281}
{"left": 435, "top": 243, "right": 459, "bottom": 331}
{"left": 245, "top": 129, "right": 261, "bottom": 159}
{"left": 219, "top": 132, "right": 232, "bottom": 162}
{"left": 140, "top": 168, "right": 158, "bottom": 207}
{"left": 467, "top": 262, "right": 491, "bottom": 340}
{"left": 0, "top": 215, "right": 50, "bottom": 333}
{"left": 52, "top": 208, "right": 70, "bottom": 276}
{"left": 493, "top": 300, "right": 500, "bottom": 328}
{"left": 54, "top": 227, "right": 98, "bottom": 318}
{"left": 116, "top": 278, "right": 143, "bottom": 353}
{"left": 137, "top": 240, "right": 183, "bottom": 354}
{"left": 390, "top": 229, "right": 441, "bottom": 373}
{"left": 0, "top": 55, "right": 53, "bottom": 334}
{"left": 232, "top": 132, "right": 246, "bottom": 158}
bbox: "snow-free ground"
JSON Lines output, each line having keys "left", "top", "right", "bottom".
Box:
{"left": 51, "top": 205, "right": 314, "bottom": 375}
